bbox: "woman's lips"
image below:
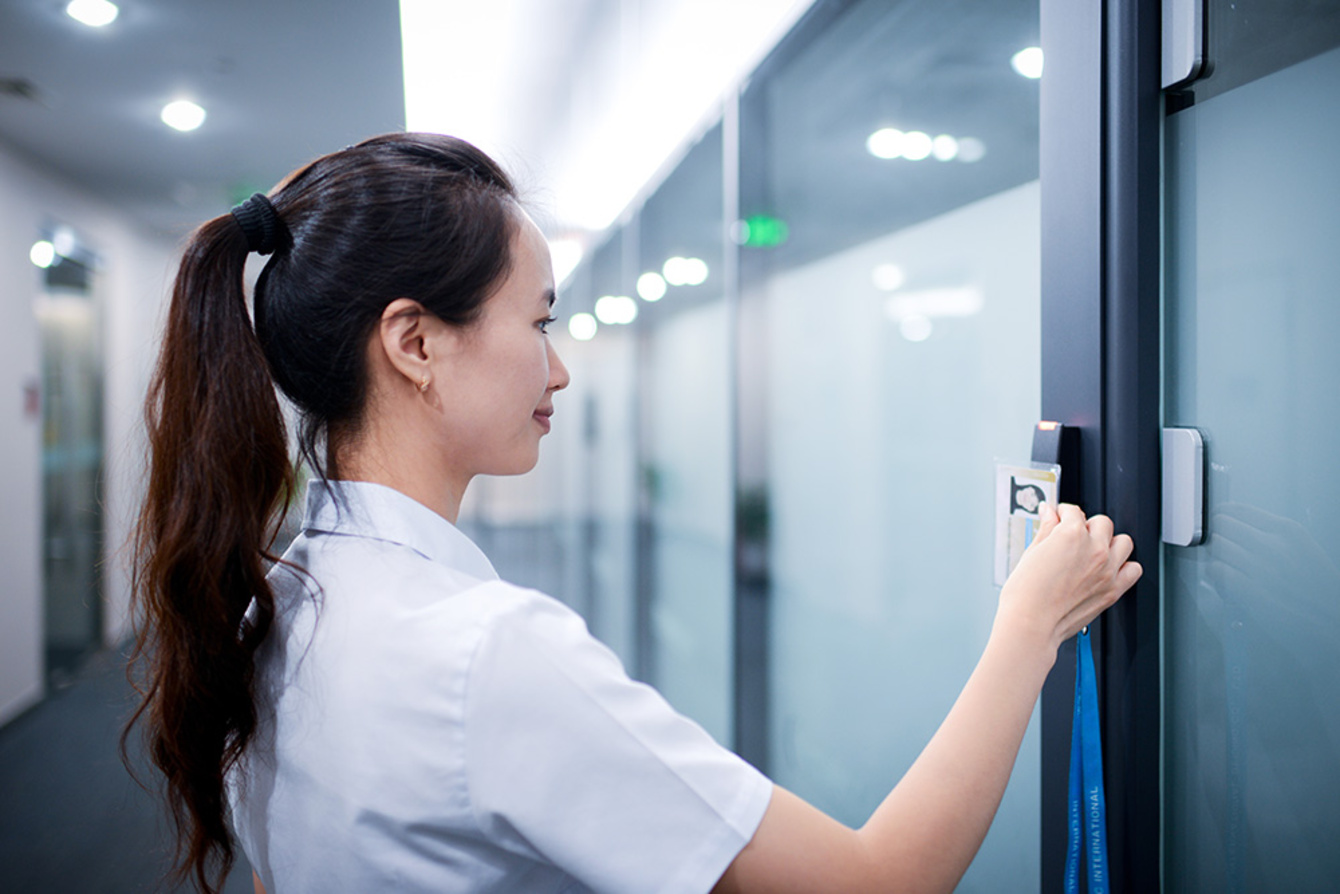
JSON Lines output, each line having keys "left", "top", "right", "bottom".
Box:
{"left": 533, "top": 408, "right": 552, "bottom": 433}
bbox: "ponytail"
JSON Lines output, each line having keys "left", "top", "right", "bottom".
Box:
{"left": 124, "top": 132, "right": 520, "bottom": 894}
{"left": 127, "top": 212, "right": 293, "bottom": 894}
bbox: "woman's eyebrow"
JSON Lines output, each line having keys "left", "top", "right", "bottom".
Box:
{"left": 544, "top": 289, "right": 557, "bottom": 308}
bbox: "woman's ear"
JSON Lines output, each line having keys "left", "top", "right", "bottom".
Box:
{"left": 376, "top": 298, "right": 438, "bottom": 390}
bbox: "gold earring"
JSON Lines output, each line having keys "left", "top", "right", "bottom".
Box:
{"left": 417, "top": 376, "right": 430, "bottom": 393}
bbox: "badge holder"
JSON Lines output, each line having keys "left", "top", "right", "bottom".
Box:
{"left": 992, "top": 422, "right": 1077, "bottom": 586}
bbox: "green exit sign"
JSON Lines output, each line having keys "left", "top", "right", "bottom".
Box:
{"left": 739, "top": 215, "right": 789, "bottom": 248}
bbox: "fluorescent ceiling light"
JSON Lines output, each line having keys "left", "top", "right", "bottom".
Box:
{"left": 885, "top": 287, "right": 984, "bottom": 322}
{"left": 66, "top": 0, "right": 118, "bottom": 28}
{"left": 400, "top": 0, "right": 813, "bottom": 233}
{"left": 548, "top": 238, "right": 583, "bottom": 287}
{"left": 161, "top": 100, "right": 206, "bottom": 132}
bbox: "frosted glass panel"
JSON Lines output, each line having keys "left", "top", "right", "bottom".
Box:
{"left": 767, "top": 181, "right": 1041, "bottom": 889}
{"left": 644, "top": 303, "right": 732, "bottom": 743}
{"left": 744, "top": 0, "right": 1044, "bottom": 887}
{"left": 1164, "top": 43, "right": 1340, "bottom": 893}
{"left": 636, "top": 125, "right": 732, "bottom": 742}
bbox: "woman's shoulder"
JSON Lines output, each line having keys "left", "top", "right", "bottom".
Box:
{"left": 267, "top": 526, "right": 581, "bottom": 652}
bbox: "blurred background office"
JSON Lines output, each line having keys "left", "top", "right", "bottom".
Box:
{"left": 0, "top": 1, "right": 1044, "bottom": 889}
{"left": 3, "top": 0, "right": 1337, "bottom": 891}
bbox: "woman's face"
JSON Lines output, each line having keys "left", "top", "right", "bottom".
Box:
{"left": 433, "top": 211, "right": 569, "bottom": 479}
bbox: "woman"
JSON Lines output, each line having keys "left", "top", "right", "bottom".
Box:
{"left": 129, "top": 133, "right": 1141, "bottom": 894}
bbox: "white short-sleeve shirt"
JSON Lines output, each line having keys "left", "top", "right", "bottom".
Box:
{"left": 227, "top": 480, "right": 772, "bottom": 893}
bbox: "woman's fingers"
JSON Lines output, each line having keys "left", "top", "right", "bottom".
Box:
{"left": 1116, "top": 559, "right": 1144, "bottom": 592}
{"left": 1109, "top": 532, "right": 1135, "bottom": 566}
{"left": 1003, "top": 504, "right": 1144, "bottom": 645}
{"left": 1086, "top": 513, "right": 1114, "bottom": 542}
{"left": 1056, "top": 503, "right": 1088, "bottom": 528}
{"left": 1032, "top": 502, "right": 1061, "bottom": 545}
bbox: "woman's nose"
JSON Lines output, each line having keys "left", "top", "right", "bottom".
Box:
{"left": 548, "top": 339, "right": 570, "bottom": 391}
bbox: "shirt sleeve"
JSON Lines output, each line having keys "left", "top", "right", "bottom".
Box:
{"left": 463, "top": 585, "right": 773, "bottom": 894}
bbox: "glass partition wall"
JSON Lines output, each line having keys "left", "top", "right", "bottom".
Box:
{"left": 635, "top": 125, "right": 734, "bottom": 745}
{"left": 439, "top": 0, "right": 1340, "bottom": 888}
{"left": 738, "top": 0, "right": 1043, "bottom": 887}
{"left": 513, "top": 0, "right": 1046, "bottom": 885}
{"left": 1162, "top": 4, "right": 1340, "bottom": 889}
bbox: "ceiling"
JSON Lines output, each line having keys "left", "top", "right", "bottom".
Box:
{"left": 0, "top": 0, "right": 406, "bottom": 237}
{"left": 0, "top": 0, "right": 814, "bottom": 248}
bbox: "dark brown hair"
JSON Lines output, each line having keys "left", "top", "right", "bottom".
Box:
{"left": 126, "top": 133, "right": 517, "bottom": 893}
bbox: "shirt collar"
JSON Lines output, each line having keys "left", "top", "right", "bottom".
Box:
{"left": 301, "top": 479, "right": 499, "bottom": 583}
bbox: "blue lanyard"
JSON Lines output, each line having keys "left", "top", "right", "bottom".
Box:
{"left": 1064, "top": 628, "right": 1109, "bottom": 894}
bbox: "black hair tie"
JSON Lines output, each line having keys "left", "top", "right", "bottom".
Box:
{"left": 230, "top": 192, "right": 284, "bottom": 255}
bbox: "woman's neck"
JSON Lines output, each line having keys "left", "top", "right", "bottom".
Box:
{"left": 335, "top": 418, "right": 469, "bottom": 525}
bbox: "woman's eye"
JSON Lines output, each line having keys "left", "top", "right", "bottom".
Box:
{"left": 539, "top": 315, "right": 557, "bottom": 333}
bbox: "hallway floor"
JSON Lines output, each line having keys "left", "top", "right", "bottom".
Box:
{"left": 0, "top": 647, "right": 252, "bottom": 893}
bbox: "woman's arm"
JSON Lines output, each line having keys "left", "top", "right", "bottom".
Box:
{"left": 253, "top": 871, "right": 267, "bottom": 894}
{"left": 715, "top": 503, "right": 1141, "bottom": 894}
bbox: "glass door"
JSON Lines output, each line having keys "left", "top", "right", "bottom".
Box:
{"left": 34, "top": 233, "right": 104, "bottom": 682}
{"left": 1162, "top": 3, "right": 1340, "bottom": 889}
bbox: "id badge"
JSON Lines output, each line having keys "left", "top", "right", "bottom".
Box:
{"left": 993, "top": 462, "right": 1061, "bottom": 585}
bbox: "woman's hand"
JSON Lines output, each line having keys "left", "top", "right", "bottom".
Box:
{"left": 997, "top": 503, "right": 1143, "bottom": 656}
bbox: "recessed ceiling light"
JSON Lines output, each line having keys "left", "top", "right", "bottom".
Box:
{"left": 66, "top": 0, "right": 118, "bottom": 28}
{"left": 595, "top": 294, "right": 638, "bottom": 325}
{"left": 867, "top": 128, "right": 905, "bottom": 159}
{"left": 161, "top": 100, "right": 206, "bottom": 132}
{"left": 30, "top": 241, "right": 56, "bottom": 269}
{"left": 568, "top": 313, "right": 598, "bottom": 341}
{"left": 637, "top": 272, "right": 667, "bottom": 302}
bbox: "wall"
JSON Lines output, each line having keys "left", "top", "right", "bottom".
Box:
{"left": 0, "top": 138, "right": 177, "bottom": 726}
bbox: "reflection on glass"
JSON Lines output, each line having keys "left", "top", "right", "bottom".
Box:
{"left": 931, "top": 134, "right": 959, "bottom": 161}
{"left": 637, "top": 125, "right": 732, "bottom": 744}
{"left": 871, "top": 263, "right": 906, "bottom": 291}
{"left": 742, "top": 0, "right": 1042, "bottom": 886}
{"left": 957, "top": 137, "right": 987, "bottom": 163}
{"left": 1010, "top": 47, "right": 1043, "bottom": 79}
{"left": 578, "top": 233, "right": 639, "bottom": 668}
{"left": 1164, "top": 39, "right": 1340, "bottom": 893}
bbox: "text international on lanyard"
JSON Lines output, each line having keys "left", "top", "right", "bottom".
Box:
{"left": 1064, "top": 628, "right": 1109, "bottom": 894}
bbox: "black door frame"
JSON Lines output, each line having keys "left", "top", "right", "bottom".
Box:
{"left": 1039, "top": 0, "right": 1163, "bottom": 890}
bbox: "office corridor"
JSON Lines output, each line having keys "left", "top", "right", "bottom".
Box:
{"left": 0, "top": 649, "right": 251, "bottom": 893}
